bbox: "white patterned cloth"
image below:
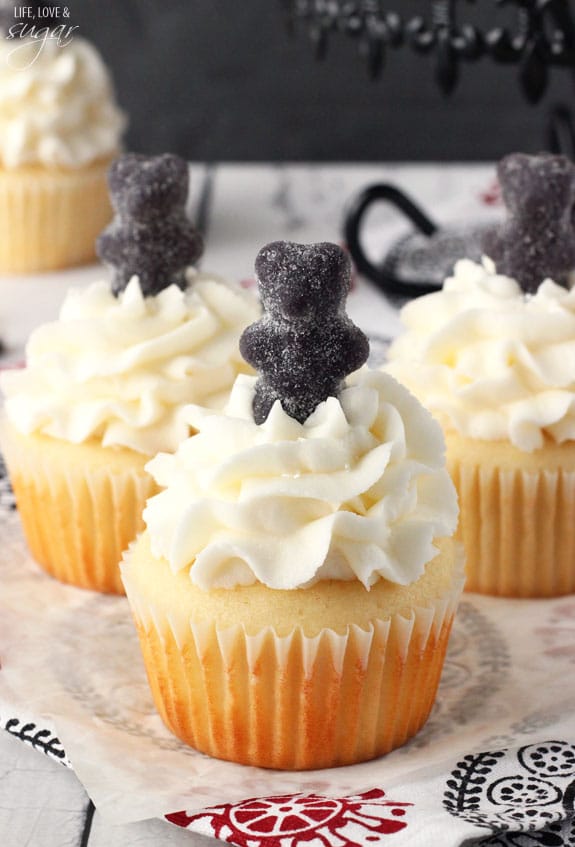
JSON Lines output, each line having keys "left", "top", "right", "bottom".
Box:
{"left": 1, "top": 164, "right": 574, "bottom": 844}
{"left": 1, "top": 455, "right": 575, "bottom": 846}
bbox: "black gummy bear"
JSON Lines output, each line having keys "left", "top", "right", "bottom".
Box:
{"left": 482, "top": 152, "right": 575, "bottom": 294}
{"left": 96, "top": 153, "right": 203, "bottom": 297}
{"left": 240, "top": 241, "right": 370, "bottom": 425}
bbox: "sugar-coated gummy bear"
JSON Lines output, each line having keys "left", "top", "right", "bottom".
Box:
{"left": 97, "top": 153, "right": 203, "bottom": 297}
{"left": 240, "top": 240, "right": 370, "bottom": 424}
{"left": 483, "top": 152, "right": 575, "bottom": 294}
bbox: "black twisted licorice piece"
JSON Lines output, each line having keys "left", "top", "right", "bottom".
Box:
{"left": 283, "top": 0, "right": 575, "bottom": 102}
{"left": 97, "top": 153, "right": 203, "bottom": 297}
{"left": 240, "top": 241, "right": 369, "bottom": 425}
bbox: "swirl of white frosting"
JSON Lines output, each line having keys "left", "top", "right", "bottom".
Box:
{"left": 0, "top": 36, "right": 125, "bottom": 168}
{"left": 143, "top": 370, "right": 458, "bottom": 590}
{"left": 0, "top": 273, "right": 259, "bottom": 455}
{"left": 387, "top": 257, "right": 575, "bottom": 452}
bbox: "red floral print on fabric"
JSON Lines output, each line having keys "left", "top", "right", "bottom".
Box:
{"left": 166, "top": 788, "right": 412, "bottom": 847}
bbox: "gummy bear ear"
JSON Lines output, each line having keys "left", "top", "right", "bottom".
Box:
{"left": 498, "top": 152, "right": 575, "bottom": 211}
{"left": 108, "top": 153, "right": 190, "bottom": 216}
{"left": 144, "top": 154, "right": 189, "bottom": 209}
{"left": 312, "top": 242, "right": 351, "bottom": 294}
{"left": 108, "top": 153, "right": 146, "bottom": 190}
{"left": 255, "top": 241, "right": 288, "bottom": 285}
{"left": 545, "top": 158, "right": 575, "bottom": 211}
{"left": 496, "top": 155, "right": 521, "bottom": 209}
{"left": 255, "top": 241, "right": 350, "bottom": 289}
{"left": 156, "top": 154, "right": 189, "bottom": 192}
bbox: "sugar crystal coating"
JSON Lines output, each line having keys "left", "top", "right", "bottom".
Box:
{"left": 97, "top": 153, "right": 203, "bottom": 297}
{"left": 240, "top": 241, "right": 369, "bottom": 424}
{"left": 482, "top": 152, "right": 575, "bottom": 294}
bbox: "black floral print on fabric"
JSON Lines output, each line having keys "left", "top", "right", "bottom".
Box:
{"left": 444, "top": 742, "right": 575, "bottom": 843}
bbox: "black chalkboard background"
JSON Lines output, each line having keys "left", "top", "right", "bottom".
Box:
{"left": 59, "top": 1, "right": 575, "bottom": 161}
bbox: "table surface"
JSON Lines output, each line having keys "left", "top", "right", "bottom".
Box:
{"left": 0, "top": 162, "right": 496, "bottom": 847}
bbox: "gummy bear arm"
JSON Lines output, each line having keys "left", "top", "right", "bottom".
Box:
{"left": 167, "top": 229, "right": 203, "bottom": 267}
{"left": 328, "top": 324, "right": 369, "bottom": 375}
{"left": 239, "top": 323, "right": 269, "bottom": 370}
{"left": 348, "top": 325, "right": 370, "bottom": 370}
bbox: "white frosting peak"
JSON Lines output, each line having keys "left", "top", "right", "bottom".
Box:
{"left": 387, "top": 257, "right": 575, "bottom": 452}
{"left": 0, "top": 37, "right": 125, "bottom": 168}
{"left": 143, "top": 371, "right": 458, "bottom": 590}
{"left": 0, "top": 273, "right": 259, "bottom": 455}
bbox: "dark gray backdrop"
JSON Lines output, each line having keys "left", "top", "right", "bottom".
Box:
{"left": 69, "top": 1, "right": 574, "bottom": 161}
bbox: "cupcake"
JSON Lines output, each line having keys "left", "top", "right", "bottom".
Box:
{"left": 0, "top": 153, "right": 259, "bottom": 593}
{"left": 121, "top": 240, "right": 462, "bottom": 770}
{"left": 387, "top": 152, "right": 575, "bottom": 598}
{"left": 0, "top": 26, "right": 126, "bottom": 272}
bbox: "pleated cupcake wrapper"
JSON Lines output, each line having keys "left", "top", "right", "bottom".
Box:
{"left": 449, "top": 454, "right": 575, "bottom": 597}
{"left": 123, "top": 574, "right": 464, "bottom": 670}
{"left": 0, "top": 162, "right": 112, "bottom": 272}
{"left": 123, "top": 564, "right": 464, "bottom": 770}
{"left": 1, "top": 428, "right": 156, "bottom": 594}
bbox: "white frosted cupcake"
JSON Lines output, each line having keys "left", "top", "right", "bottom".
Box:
{"left": 0, "top": 35, "right": 126, "bottom": 271}
{"left": 388, "top": 254, "right": 575, "bottom": 597}
{"left": 0, "top": 154, "right": 259, "bottom": 593}
{"left": 122, "top": 241, "right": 462, "bottom": 769}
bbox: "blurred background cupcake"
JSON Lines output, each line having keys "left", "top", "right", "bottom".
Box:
{"left": 0, "top": 152, "right": 259, "bottom": 594}
{"left": 0, "top": 1, "right": 125, "bottom": 272}
{"left": 387, "top": 153, "right": 575, "bottom": 598}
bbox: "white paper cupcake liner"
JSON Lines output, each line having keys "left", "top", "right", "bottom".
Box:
{"left": 1, "top": 421, "right": 156, "bottom": 594}
{"left": 450, "top": 454, "right": 575, "bottom": 597}
{"left": 123, "top": 547, "right": 465, "bottom": 770}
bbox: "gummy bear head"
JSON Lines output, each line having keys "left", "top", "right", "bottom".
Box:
{"left": 255, "top": 240, "right": 351, "bottom": 322}
{"left": 498, "top": 152, "right": 575, "bottom": 222}
{"left": 107, "top": 153, "right": 189, "bottom": 221}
